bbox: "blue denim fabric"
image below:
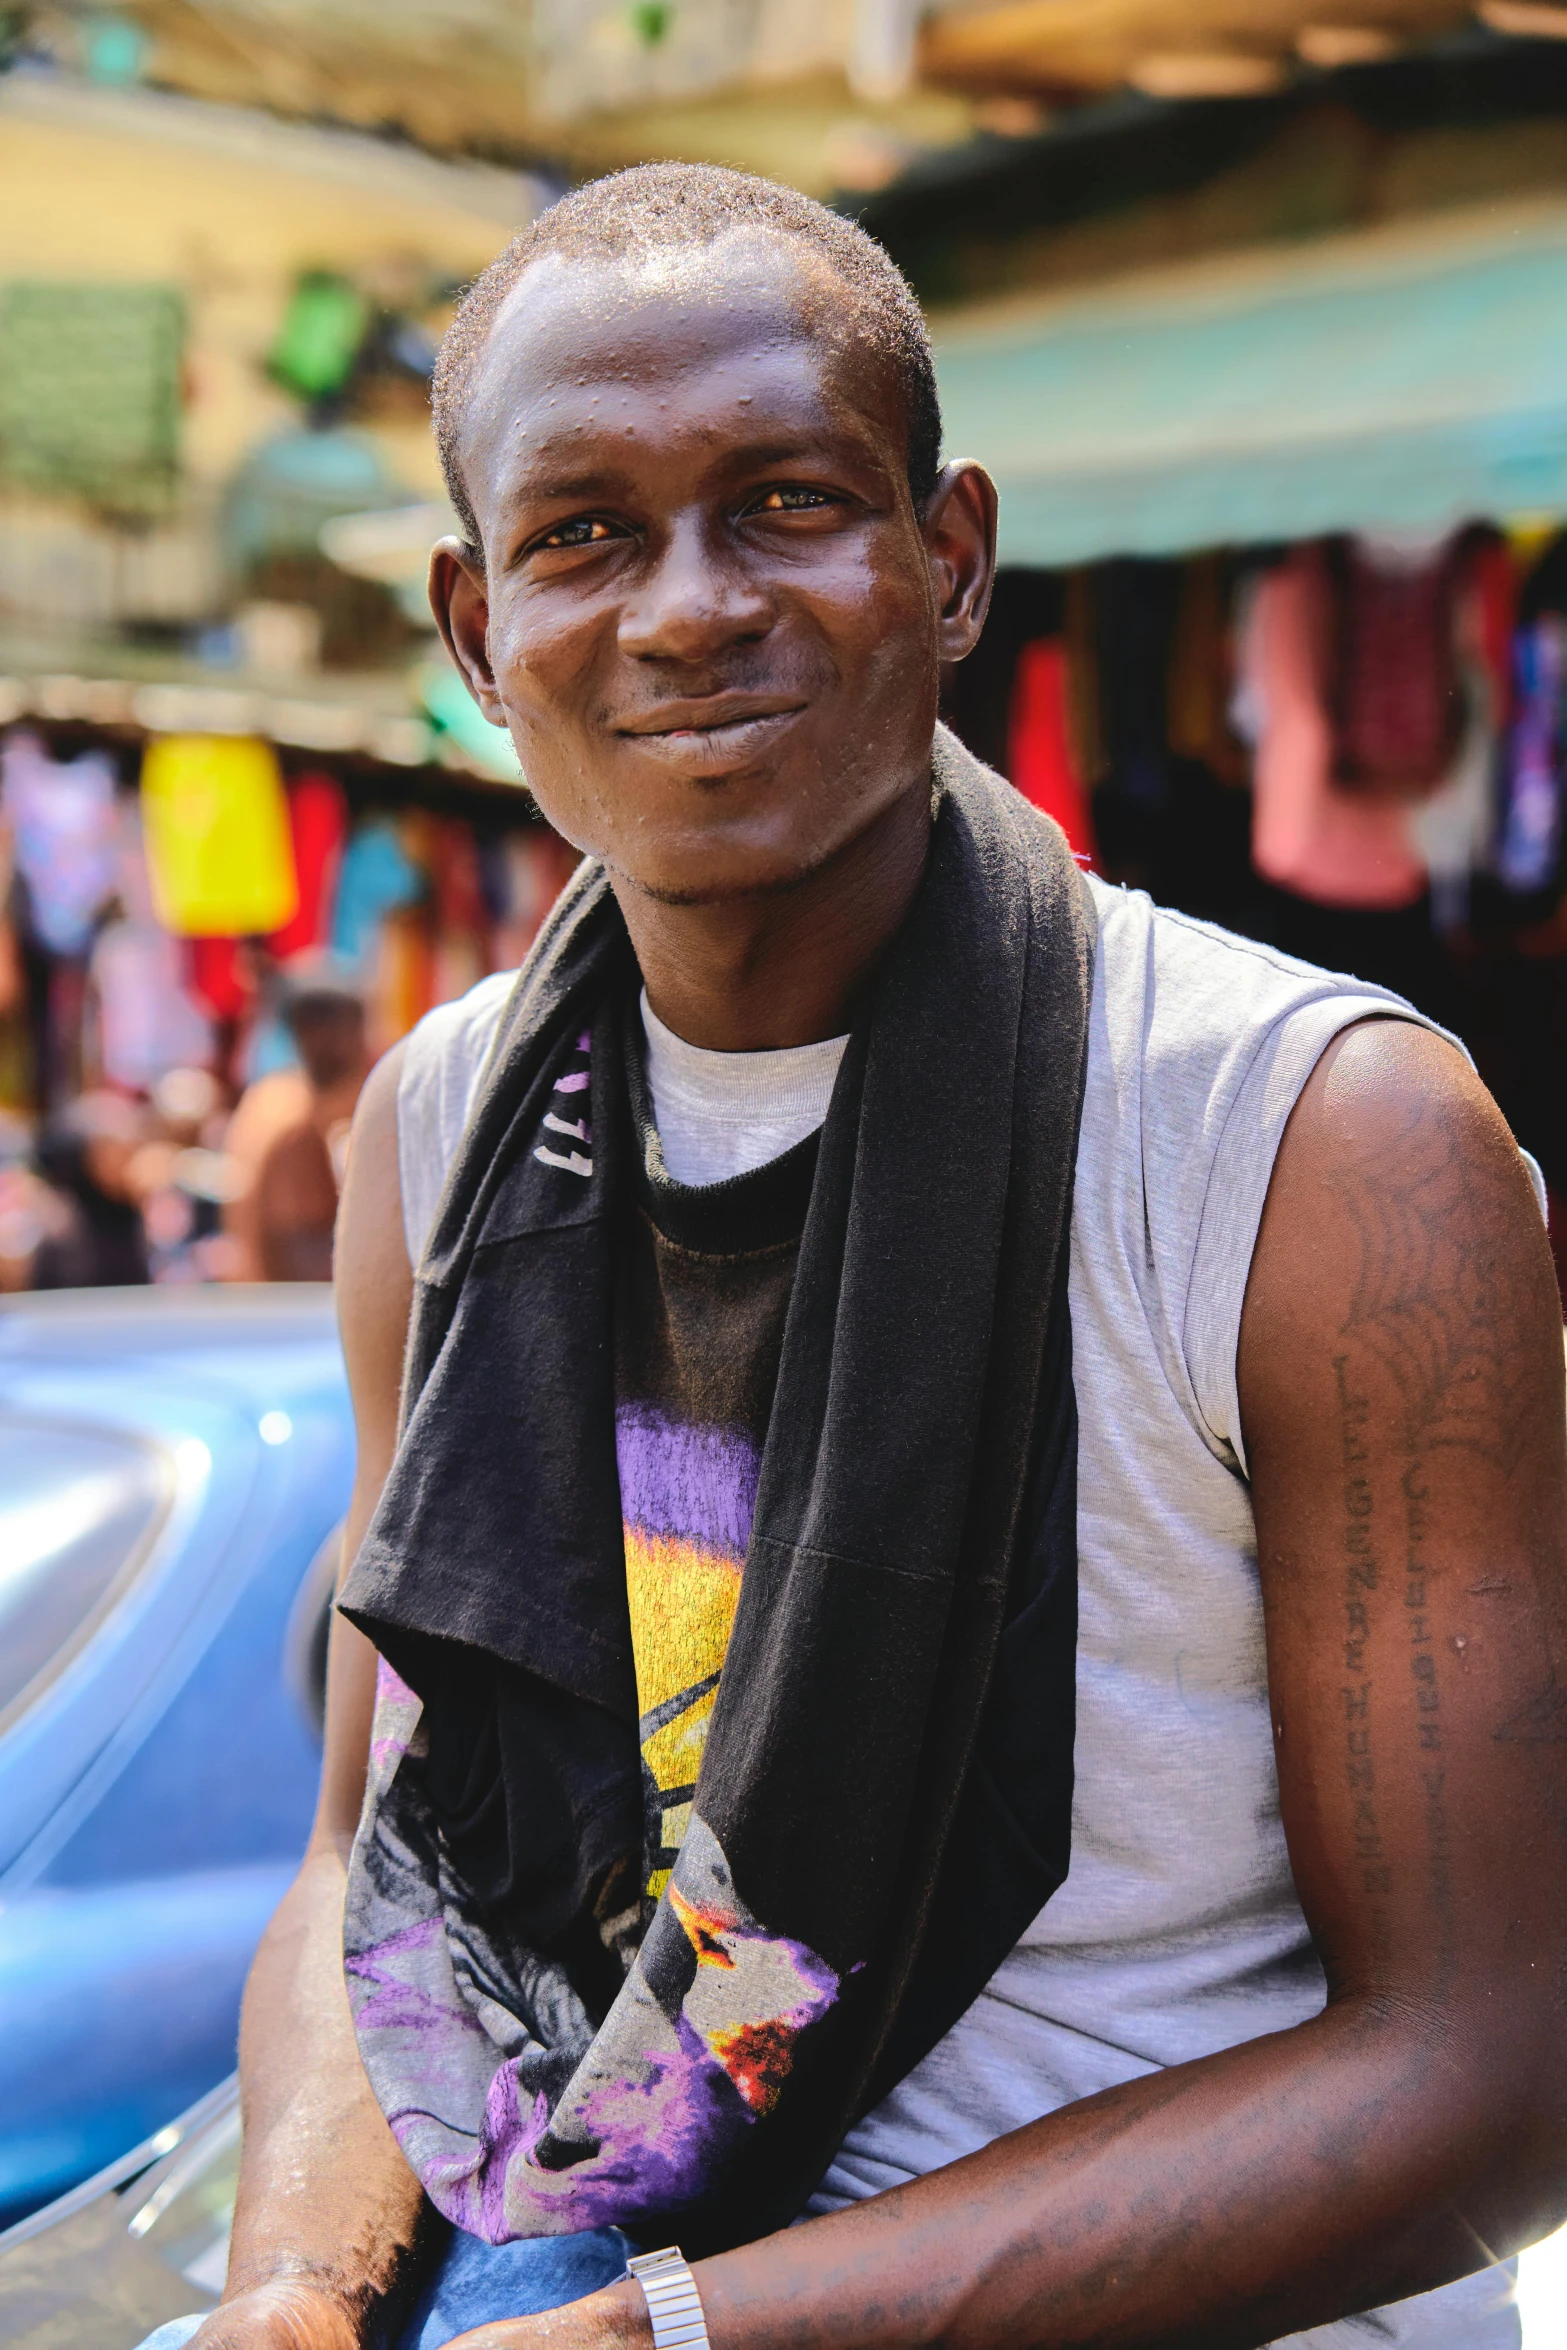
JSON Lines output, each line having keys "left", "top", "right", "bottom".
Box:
{"left": 400, "top": 2225, "right": 633, "bottom": 2350}
{"left": 133, "top": 2224, "right": 633, "bottom": 2350}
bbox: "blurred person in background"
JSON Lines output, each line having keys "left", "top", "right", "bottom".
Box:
{"left": 251, "top": 963, "right": 368, "bottom": 1281}
{"left": 31, "top": 1088, "right": 150, "bottom": 1288}
{"left": 222, "top": 1059, "right": 312, "bottom": 1281}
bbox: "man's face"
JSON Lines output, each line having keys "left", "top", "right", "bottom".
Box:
{"left": 434, "top": 238, "right": 992, "bottom": 906}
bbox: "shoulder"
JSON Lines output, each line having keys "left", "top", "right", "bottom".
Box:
{"left": 399, "top": 968, "right": 518, "bottom": 1112}
{"left": 1076, "top": 878, "right": 1472, "bottom": 1466}
{"left": 1080, "top": 874, "right": 1448, "bottom": 1196}
{"left": 1254, "top": 1017, "right": 1544, "bottom": 1296}
{"left": 1240, "top": 1012, "right": 1562, "bottom": 1517}
{"left": 1086, "top": 873, "right": 1415, "bottom": 1055}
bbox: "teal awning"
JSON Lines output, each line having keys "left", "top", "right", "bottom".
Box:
{"left": 932, "top": 204, "right": 1567, "bottom": 566}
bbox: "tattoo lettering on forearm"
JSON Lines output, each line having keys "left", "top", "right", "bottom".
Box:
{"left": 1334, "top": 1355, "right": 1390, "bottom": 1898}
{"left": 1402, "top": 1458, "right": 1456, "bottom": 1956}
{"left": 1402, "top": 1462, "right": 1443, "bottom": 1762}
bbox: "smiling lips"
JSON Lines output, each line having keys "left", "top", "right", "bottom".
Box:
{"left": 618, "top": 695, "right": 807, "bottom": 761}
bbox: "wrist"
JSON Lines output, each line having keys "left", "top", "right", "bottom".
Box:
{"left": 216, "top": 2269, "right": 365, "bottom": 2349}
{"left": 590, "top": 2278, "right": 655, "bottom": 2349}
{"left": 626, "top": 2249, "right": 710, "bottom": 2350}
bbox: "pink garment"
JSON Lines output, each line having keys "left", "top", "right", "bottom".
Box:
{"left": 1246, "top": 554, "right": 1426, "bottom": 911}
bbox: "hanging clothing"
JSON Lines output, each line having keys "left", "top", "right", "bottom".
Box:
{"left": 1007, "top": 640, "right": 1098, "bottom": 868}
{"left": 1, "top": 731, "right": 120, "bottom": 957}
{"left": 1166, "top": 552, "right": 1247, "bottom": 785}
{"left": 1328, "top": 532, "right": 1464, "bottom": 795}
{"left": 431, "top": 817, "right": 492, "bottom": 1009}
{"left": 373, "top": 903, "right": 436, "bottom": 1046}
{"left": 492, "top": 832, "right": 582, "bottom": 972}
{"left": 268, "top": 772, "right": 349, "bottom": 962}
{"left": 184, "top": 936, "right": 253, "bottom": 1026}
{"left": 1496, "top": 615, "right": 1567, "bottom": 895}
{"left": 1411, "top": 660, "right": 1496, "bottom": 935}
{"left": 1245, "top": 550, "right": 1426, "bottom": 911}
{"left": 90, "top": 920, "right": 213, "bottom": 1091}
{"left": 331, "top": 817, "right": 423, "bottom": 968}
{"left": 1467, "top": 530, "right": 1518, "bottom": 727}
{"left": 140, "top": 735, "right": 298, "bottom": 938}
{"left": 1092, "top": 558, "right": 1179, "bottom": 811}
{"left": 1062, "top": 568, "right": 1104, "bottom": 789}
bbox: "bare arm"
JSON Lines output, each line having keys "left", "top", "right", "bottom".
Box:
{"left": 458, "top": 1021, "right": 1567, "bottom": 2350}
{"left": 201, "top": 1046, "right": 439, "bottom": 2350}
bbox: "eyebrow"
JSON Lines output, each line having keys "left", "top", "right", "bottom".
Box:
{"left": 501, "top": 430, "right": 879, "bottom": 509}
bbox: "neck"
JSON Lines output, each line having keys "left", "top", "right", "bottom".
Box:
{"left": 614, "top": 783, "right": 931, "bottom": 1052}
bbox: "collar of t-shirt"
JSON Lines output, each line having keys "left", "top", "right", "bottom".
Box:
{"left": 639, "top": 988, "right": 849, "bottom": 1189}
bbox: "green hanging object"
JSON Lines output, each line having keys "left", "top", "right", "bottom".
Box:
{"left": 0, "top": 281, "right": 183, "bottom": 515}
{"left": 266, "top": 271, "right": 370, "bottom": 405}
{"left": 628, "top": 0, "right": 672, "bottom": 45}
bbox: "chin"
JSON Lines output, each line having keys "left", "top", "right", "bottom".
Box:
{"left": 574, "top": 753, "right": 852, "bottom": 905}
{"left": 620, "top": 832, "right": 834, "bottom": 908}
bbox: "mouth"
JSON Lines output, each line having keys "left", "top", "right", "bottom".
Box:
{"left": 615, "top": 696, "right": 808, "bottom": 769}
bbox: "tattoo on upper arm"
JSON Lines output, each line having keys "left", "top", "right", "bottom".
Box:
{"left": 1330, "top": 1097, "right": 1567, "bottom": 1763}
{"left": 1331, "top": 1112, "right": 1529, "bottom": 1475}
{"left": 1402, "top": 1455, "right": 1455, "bottom": 1960}
{"left": 1333, "top": 1357, "right": 1390, "bottom": 1909}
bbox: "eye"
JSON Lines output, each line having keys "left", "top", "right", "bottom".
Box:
{"left": 749, "top": 485, "right": 836, "bottom": 515}
{"left": 535, "top": 516, "right": 621, "bottom": 551}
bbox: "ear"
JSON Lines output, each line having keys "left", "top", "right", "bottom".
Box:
{"left": 920, "top": 460, "right": 998, "bottom": 665}
{"left": 429, "top": 538, "right": 509, "bottom": 726}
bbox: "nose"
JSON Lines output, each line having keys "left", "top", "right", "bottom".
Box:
{"left": 617, "top": 511, "right": 773, "bottom": 665}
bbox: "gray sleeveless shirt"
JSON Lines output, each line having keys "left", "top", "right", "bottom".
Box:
{"left": 396, "top": 876, "right": 1533, "bottom": 2350}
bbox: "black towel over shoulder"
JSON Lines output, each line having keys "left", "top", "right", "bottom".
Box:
{"left": 339, "top": 730, "right": 1097, "bottom": 2252}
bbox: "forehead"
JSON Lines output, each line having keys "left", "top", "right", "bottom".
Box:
{"left": 457, "top": 237, "right": 905, "bottom": 500}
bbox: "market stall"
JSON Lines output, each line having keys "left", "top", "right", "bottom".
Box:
{"left": 934, "top": 196, "right": 1567, "bottom": 1293}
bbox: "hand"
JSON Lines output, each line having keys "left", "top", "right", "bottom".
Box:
{"left": 188, "top": 2280, "right": 362, "bottom": 2350}
{"left": 445, "top": 2278, "right": 648, "bottom": 2350}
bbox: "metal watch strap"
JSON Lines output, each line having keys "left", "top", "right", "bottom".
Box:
{"left": 626, "top": 2246, "right": 711, "bottom": 2350}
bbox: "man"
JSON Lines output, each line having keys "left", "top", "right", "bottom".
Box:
{"left": 248, "top": 967, "right": 369, "bottom": 1282}
{"left": 177, "top": 166, "right": 1565, "bottom": 2350}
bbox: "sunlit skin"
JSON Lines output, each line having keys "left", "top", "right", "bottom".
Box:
{"left": 430, "top": 236, "right": 996, "bottom": 1049}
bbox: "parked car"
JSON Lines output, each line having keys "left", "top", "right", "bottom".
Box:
{"left": 0, "top": 1286, "right": 351, "bottom": 2232}
{"left": 0, "top": 2075, "right": 241, "bottom": 2350}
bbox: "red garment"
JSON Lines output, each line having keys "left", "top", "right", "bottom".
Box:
{"left": 1467, "top": 533, "right": 1517, "bottom": 728}
{"left": 430, "top": 817, "right": 488, "bottom": 936}
{"left": 268, "top": 772, "right": 348, "bottom": 960}
{"left": 184, "top": 935, "right": 253, "bottom": 1024}
{"left": 1331, "top": 538, "right": 1462, "bottom": 793}
{"left": 1007, "top": 639, "right": 1098, "bottom": 868}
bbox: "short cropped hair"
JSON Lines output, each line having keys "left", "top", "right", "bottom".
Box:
{"left": 431, "top": 162, "right": 942, "bottom": 554}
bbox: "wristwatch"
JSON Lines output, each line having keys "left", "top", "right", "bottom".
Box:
{"left": 626, "top": 2245, "right": 712, "bottom": 2350}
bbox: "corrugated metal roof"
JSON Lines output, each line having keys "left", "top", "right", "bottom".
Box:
{"left": 933, "top": 200, "right": 1567, "bottom": 561}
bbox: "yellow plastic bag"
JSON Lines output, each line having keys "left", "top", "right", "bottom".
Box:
{"left": 140, "top": 735, "right": 299, "bottom": 937}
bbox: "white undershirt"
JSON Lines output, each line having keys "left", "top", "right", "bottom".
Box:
{"left": 638, "top": 988, "right": 847, "bottom": 1187}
